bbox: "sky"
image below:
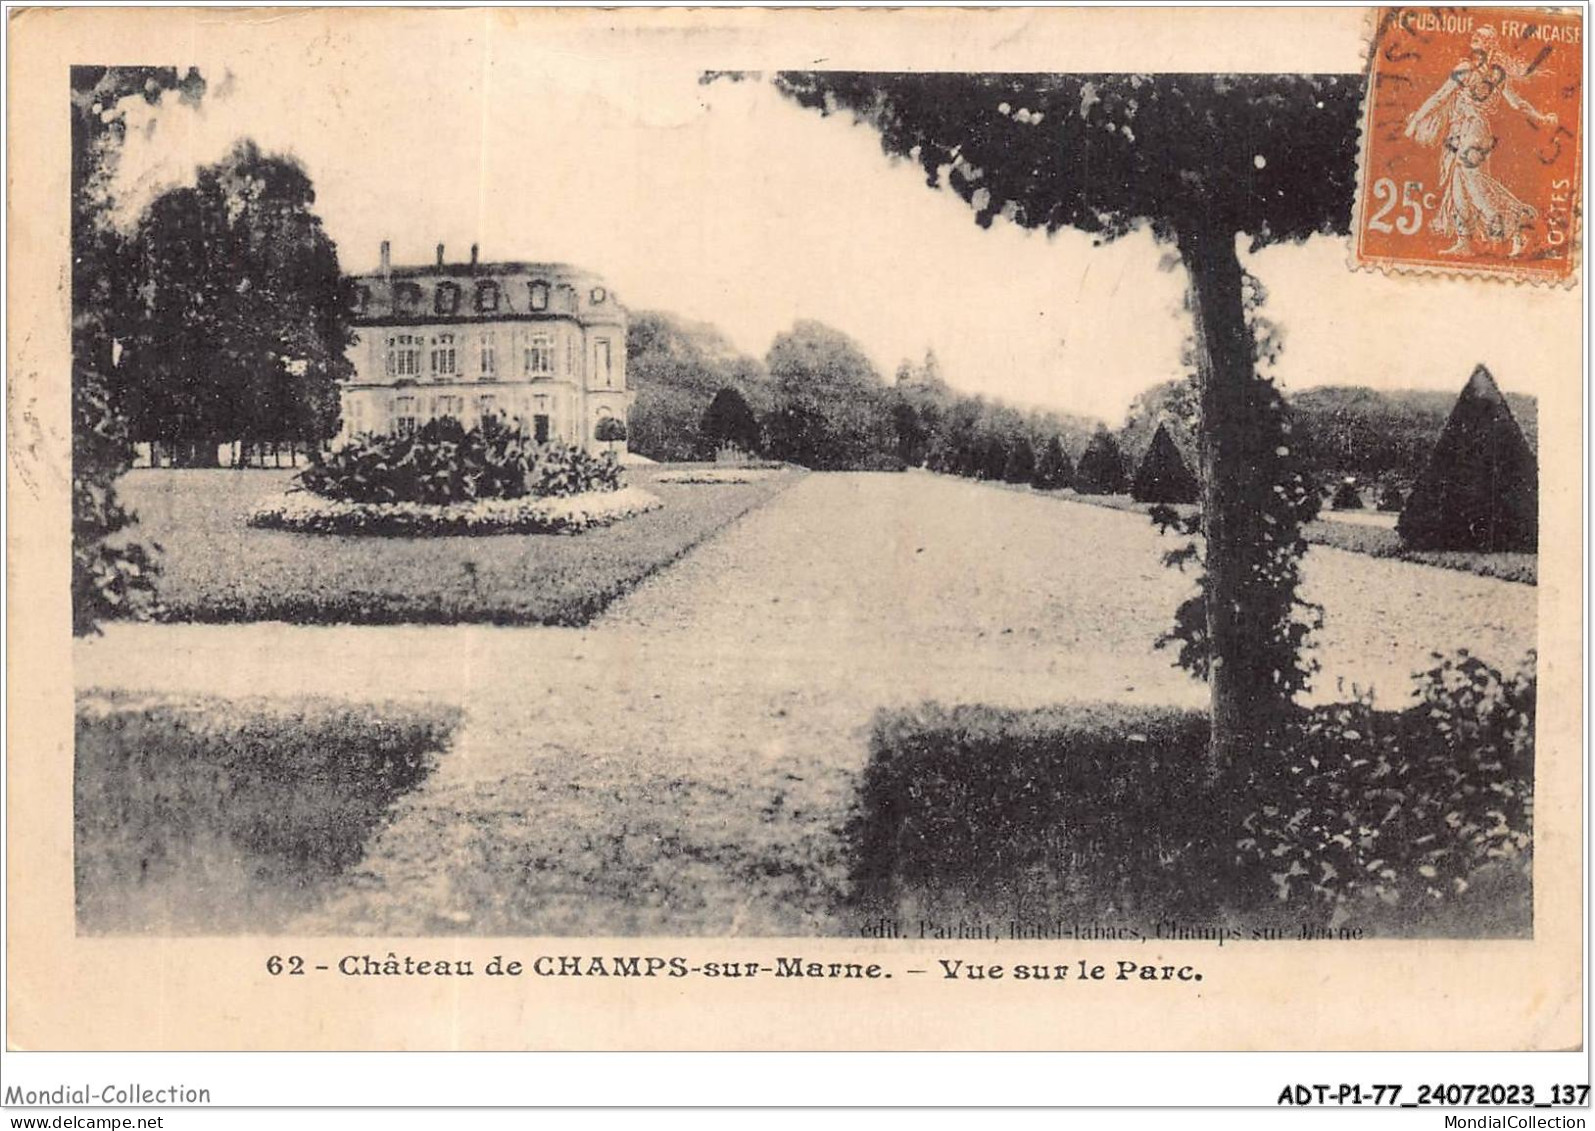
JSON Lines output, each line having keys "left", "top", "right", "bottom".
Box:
{"left": 105, "top": 10, "right": 1581, "bottom": 424}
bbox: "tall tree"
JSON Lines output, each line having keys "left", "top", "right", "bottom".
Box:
{"left": 771, "top": 71, "right": 1360, "bottom": 771}
{"left": 71, "top": 65, "right": 207, "bottom": 633}
{"left": 765, "top": 320, "right": 892, "bottom": 469}
{"left": 120, "top": 140, "right": 352, "bottom": 465}
{"left": 626, "top": 309, "right": 771, "bottom": 460}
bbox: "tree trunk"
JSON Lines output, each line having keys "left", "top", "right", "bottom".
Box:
{"left": 1179, "top": 222, "right": 1256, "bottom": 780}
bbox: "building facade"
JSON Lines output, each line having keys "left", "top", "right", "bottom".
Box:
{"left": 339, "top": 242, "right": 631, "bottom": 453}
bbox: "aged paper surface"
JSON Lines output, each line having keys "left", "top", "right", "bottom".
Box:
{"left": 7, "top": 5, "right": 1582, "bottom": 1053}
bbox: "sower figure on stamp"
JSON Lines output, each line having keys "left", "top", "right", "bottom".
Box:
{"left": 1404, "top": 25, "right": 1559, "bottom": 258}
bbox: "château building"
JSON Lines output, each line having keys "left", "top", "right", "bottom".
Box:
{"left": 339, "top": 242, "right": 631, "bottom": 453}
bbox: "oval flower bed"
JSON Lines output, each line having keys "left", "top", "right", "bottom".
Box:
{"left": 249, "top": 486, "right": 663, "bottom": 537}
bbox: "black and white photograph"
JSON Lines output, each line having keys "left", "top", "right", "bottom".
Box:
{"left": 7, "top": 4, "right": 1584, "bottom": 1070}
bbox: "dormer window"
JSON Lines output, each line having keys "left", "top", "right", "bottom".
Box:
{"left": 435, "top": 281, "right": 461, "bottom": 316}
{"left": 352, "top": 285, "right": 370, "bottom": 314}
{"left": 474, "top": 280, "right": 500, "bottom": 313}
{"left": 589, "top": 286, "right": 607, "bottom": 305}
{"left": 395, "top": 281, "right": 423, "bottom": 312}
{"left": 529, "top": 281, "right": 550, "bottom": 312}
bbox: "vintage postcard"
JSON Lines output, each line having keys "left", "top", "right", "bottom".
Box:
{"left": 6, "top": 5, "right": 1584, "bottom": 1060}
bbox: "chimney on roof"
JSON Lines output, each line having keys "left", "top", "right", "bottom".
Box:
{"left": 437, "top": 243, "right": 446, "bottom": 267}
{"left": 470, "top": 243, "right": 479, "bottom": 267}
{"left": 380, "top": 240, "right": 391, "bottom": 277}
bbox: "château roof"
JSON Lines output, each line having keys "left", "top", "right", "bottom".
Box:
{"left": 347, "top": 253, "right": 625, "bottom": 328}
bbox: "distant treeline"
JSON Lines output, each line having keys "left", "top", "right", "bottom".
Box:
{"left": 625, "top": 310, "right": 1537, "bottom": 492}
{"left": 626, "top": 311, "right": 1097, "bottom": 474}
{"left": 1120, "top": 378, "right": 1539, "bottom": 492}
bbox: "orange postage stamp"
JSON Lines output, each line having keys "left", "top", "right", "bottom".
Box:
{"left": 1355, "top": 6, "right": 1583, "bottom": 283}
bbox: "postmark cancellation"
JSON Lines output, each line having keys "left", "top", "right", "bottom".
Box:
{"left": 1355, "top": 6, "right": 1583, "bottom": 284}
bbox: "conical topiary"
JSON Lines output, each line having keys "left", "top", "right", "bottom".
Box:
{"left": 1131, "top": 423, "right": 1200, "bottom": 504}
{"left": 1074, "top": 429, "right": 1128, "bottom": 495}
{"left": 1033, "top": 434, "right": 1074, "bottom": 490}
{"left": 1003, "top": 435, "right": 1037, "bottom": 484}
{"left": 1397, "top": 365, "right": 1538, "bottom": 552}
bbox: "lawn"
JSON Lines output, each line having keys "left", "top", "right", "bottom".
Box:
{"left": 80, "top": 471, "right": 1537, "bottom": 936}
{"left": 76, "top": 690, "right": 460, "bottom": 933}
{"left": 1032, "top": 486, "right": 1537, "bottom": 585}
{"left": 113, "top": 464, "right": 802, "bottom": 625}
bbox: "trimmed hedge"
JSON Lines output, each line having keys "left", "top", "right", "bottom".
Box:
{"left": 857, "top": 651, "right": 1534, "bottom": 934}
{"left": 249, "top": 486, "right": 663, "bottom": 537}
{"left": 76, "top": 691, "right": 460, "bottom": 931}
{"left": 1398, "top": 366, "right": 1538, "bottom": 552}
{"left": 856, "top": 701, "right": 1215, "bottom": 914}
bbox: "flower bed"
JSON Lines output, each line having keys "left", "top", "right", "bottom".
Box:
{"left": 249, "top": 486, "right": 662, "bottom": 537}
{"left": 654, "top": 468, "right": 784, "bottom": 485}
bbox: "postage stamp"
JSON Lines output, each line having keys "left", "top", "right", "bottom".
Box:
{"left": 1355, "top": 6, "right": 1583, "bottom": 283}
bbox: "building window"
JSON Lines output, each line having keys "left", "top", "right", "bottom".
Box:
{"left": 524, "top": 334, "right": 554, "bottom": 377}
{"left": 533, "top": 414, "right": 550, "bottom": 444}
{"left": 590, "top": 286, "right": 607, "bottom": 305}
{"left": 529, "top": 281, "right": 550, "bottom": 311}
{"left": 394, "top": 396, "right": 417, "bottom": 436}
{"left": 435, "top": 281, "right": 461, "bottom": 316}
{"left": 565, "top": 336, "right": 575, "bottom": 375}
{"left": 386, "top": 334, "right": 421, "bottom": 378}
{"left": 430, "top": 333, "right": 457, "bottom": 379}
{"left": 395, "top": 281, "right": 424, "bottom": 311}
{"left": 480, "top": 333, "right": 496, "bottom": 380}
{"left": 475, "top": 280, "right": 500, "bottom": 313}
{"left": 478, "top": 394, "right": 497, "bottom": 419}
{"left": 594, "top": 339, "right": 613, "bottom": 387}
{"left": 352, "top": 285, "right": 370, "bottom": 314}
{"left": 435, "top": 394, "right": 464, "bottom": 419}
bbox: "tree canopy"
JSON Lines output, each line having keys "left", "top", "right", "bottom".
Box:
{"left": 765, "top": 319, "right": 892, "bottom": 469}
{"left": 118, "top": 140, "right": 352, "bottom": 464}
{"left": 626, "top": 309, "right": 770, "bottom": 460}
{"left": 773, "top": 72, "right": 1361, "bottom": 246}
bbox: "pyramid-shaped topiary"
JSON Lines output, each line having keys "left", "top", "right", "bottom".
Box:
{"left": 1397, "top": 365, "right": 1538, "bottom": 552}
{"left": 1131, "top": 423, "right": 1200, "bottom": 504}
{"left": 1074, "top": 429, "right": 1128, "bottom": 495}
{"left": 1032, "top": 434, "right": 1075, "bottom": 490}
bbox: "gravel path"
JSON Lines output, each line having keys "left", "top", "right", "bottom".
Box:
{"left": 76, "top": 471, "right": 1536, "bottom": 935}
